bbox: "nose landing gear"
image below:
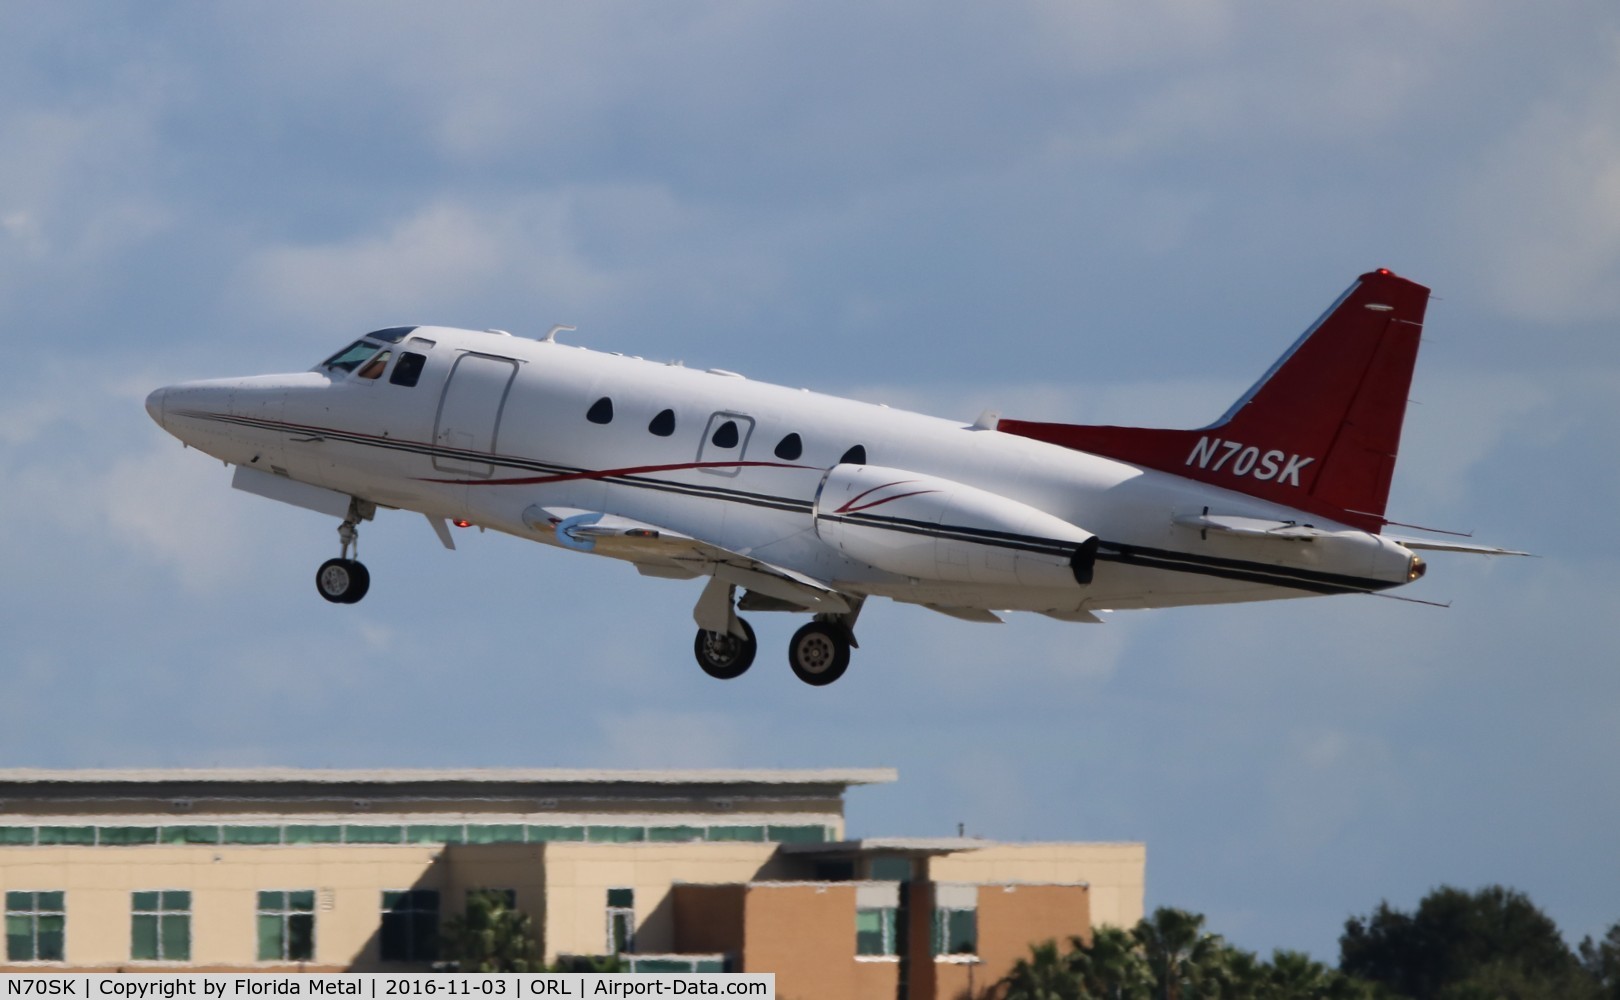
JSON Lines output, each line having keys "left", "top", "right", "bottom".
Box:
{"left": 316, "top": 500, "right": 374, "bottom": 605}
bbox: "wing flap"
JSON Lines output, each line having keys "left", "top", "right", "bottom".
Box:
{"left": 523, "top": 505, "right": 852, "bottom": 614}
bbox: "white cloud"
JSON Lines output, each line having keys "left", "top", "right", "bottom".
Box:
{"left": 1459, "top": 35, "right": 1620, "bottom": 323}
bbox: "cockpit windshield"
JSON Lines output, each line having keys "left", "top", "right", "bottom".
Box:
{"left": 321, "top": 339, "right": 384, "bottom": 374}
{"left": 364, "top": 326, "right": 417, "bottom": 344}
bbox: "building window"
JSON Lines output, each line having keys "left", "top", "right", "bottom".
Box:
{"left": 131, "top": 891, "right": 191, "bottom": 961}
{"left": 934, "top": 907, "right": 976, "bottom": 955}
{"left": 932, "top": 886, "right": 979, "bottom": 956}
{"left": 587, "top": 397, "right": 615, "bottom": 424}
{"left": 606, "top": 888, "right": 634, "bottom": 954}
{"left": 648, "top": 409, "right": 676, "bottom": 436}
{"left": 257, "top": 891, "right": 315, "bottom": 962}
{"left": 856, "top": 907, "right": 898, "bottom": 956}
{"left": 6, "top": 891, "right": 65, "bottom": 962}
{"left": 381, "top": 890, "right": 439, "bottom": 963}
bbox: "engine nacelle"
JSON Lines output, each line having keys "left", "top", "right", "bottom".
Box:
{"left": 814, "top": 464, "right": 1096, "bottom": 588}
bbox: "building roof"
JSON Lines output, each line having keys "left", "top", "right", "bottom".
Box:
{"left": 0, "top": 768, "right": 897, "bottom": 787}
{"left": 781, "top": 837, "right": 994, "bottom": 856}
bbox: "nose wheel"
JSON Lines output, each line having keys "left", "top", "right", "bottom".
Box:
{"left": 316, "top": 500, "right": 373, "bottom": 604}
{"left": 316, "top": 558, "right": 370, "bottom": 604}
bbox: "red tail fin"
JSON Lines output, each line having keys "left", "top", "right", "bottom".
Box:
{"left": 998, "top": 270, "right": 1430, "bottom": 532}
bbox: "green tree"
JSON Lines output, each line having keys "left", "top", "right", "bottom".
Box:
{"left": 1069, "top": 926, "right": 1154, "bottom": 1000}
{"left": 1580, "top": 923, "right": 1620, "bottom": 1000}
{"left": 440, "top": 890, "right": 542, "bottom": 973}
{"left": 1130, "top": 908, "right": 1233, "bottom": 1000}
{"left": 1339, "top": 885, "right": 1594, "bottom": 1000}
{"left": 1001, "top": 939, "right": 1086, "bottom": 1000}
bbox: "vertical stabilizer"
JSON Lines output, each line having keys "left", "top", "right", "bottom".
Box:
{"left": 997, "top": 270, "right": 1431, "bottom": 531}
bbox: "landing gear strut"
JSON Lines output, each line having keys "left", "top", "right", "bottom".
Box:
{"left": 690, "top": 577, "right": 756, "bottom": 679}
{"left": 315, "top": 499, "right": 373, "bottom": 605}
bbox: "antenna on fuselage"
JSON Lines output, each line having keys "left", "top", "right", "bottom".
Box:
{"left": 542, "top": 324, "right": 577, "bottom": 343}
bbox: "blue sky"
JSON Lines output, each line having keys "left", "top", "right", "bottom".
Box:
{"left": 2, "top": 0, "right": 1617, "bottom": 963}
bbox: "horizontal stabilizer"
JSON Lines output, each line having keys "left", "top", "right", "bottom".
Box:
{"left": 1383, "top": 536, "right": 1532, "bottom": 557}
{"left": 1173, "top": 513, "right": 1326, "bottom": 541}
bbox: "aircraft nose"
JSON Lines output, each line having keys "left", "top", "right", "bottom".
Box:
{"left": 145, "top": 386, "right": 168, "bottom": 428}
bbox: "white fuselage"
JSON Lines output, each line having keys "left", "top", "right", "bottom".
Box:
{"left": 148, "top": 326, "right": 1418, "bottom": 620}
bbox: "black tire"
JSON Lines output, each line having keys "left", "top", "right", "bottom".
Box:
{"left": 694, "top": 619, "right": 757, "bottom": 679}
{"left": 316, "top": 558, "right": 370, "bottom": 604}
{"left": 788, "top": 621, "right": 850, "bottom": 686}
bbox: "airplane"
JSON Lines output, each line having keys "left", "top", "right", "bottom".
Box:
{"left": 145, "top": 268, "right": 1522, "bottom": 686}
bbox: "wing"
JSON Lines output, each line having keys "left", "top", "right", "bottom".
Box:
{"left": 522, "top": 505, "right": 853, "bottom": 615}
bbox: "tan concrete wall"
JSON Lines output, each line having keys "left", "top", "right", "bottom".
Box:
{"left": 853, "top": 957, "right": 901, "bottom": 1000}
{"left": 928, "top": 843, "right": 1145, "bottom": 928}
{"left": 0, "top": 845, "right": 445, "bottom": 970}
{"left": 539, "top": 843, "right": 783, "bottom": 962}
{"left": 739, "top": 884, "right": 858, "bottom": 1000}
{"left": 958, "top": 883, "right": 1089, "bottom": 999}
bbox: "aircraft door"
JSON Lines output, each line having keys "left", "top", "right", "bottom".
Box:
{"left": 698, "top": 411, "right": 755, "bottom": 476}
{"left": 433, "top": 353, "right": 519, "bottom": 477}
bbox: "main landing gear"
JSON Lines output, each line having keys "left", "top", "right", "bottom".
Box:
{"left": 690, "top": 579, "right": 859, "bottom": 686}
{"left": 315, "top": 500, "right": 374, "bottom": 605}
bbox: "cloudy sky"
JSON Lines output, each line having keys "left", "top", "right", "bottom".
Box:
{"left": 3, "top": 0, "right": 1617, "bottom": 963}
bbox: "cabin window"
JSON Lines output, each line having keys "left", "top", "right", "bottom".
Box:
{"left": 356, "top": 351, "right": 391, "bottom": 380}
{"left": 774, "top": 433, "right": 803, "bottom": 461}
{"left": 587, "top": 397, "right": 614, "bottom": 425}
{"left": 390, "top": 352, "right": 427, "bottom": 388}
{"left": 711, "top": 420, "right": 740, "bottom": 449}
{"left": 648, "top": 409, "right": 676, "bottom": 437}
{"left": 841, "top": 444, "right": 867, "bottom": 465}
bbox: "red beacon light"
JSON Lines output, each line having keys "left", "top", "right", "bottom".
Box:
{"left": 453, "top": 519, "right": 472, "bottom": 528}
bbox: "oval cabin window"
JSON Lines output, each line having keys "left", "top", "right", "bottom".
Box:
{"left": 774, "top": 433, "right": 803, "bottom": 461}
{"left": 648, "top": 409, "right": 676, "bottom": 437}
{"left": 840, "top": 444, "right": 867, "bottom": 465}
{"left": 711, "top": 421, "right": 740, "bottom": 449}
{"left": 587, "top": 397, "right": 614, "bottom": 425}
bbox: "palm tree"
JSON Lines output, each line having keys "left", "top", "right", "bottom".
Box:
{"left": 1001, "top": 939, "right": 1085, "bottom": 1000}
{"left": 1131, "top": 908, "right": 1230, "bottom": 1000}
{"left": 1069, "top": 927, "right": 1154, "bottom": 1000}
